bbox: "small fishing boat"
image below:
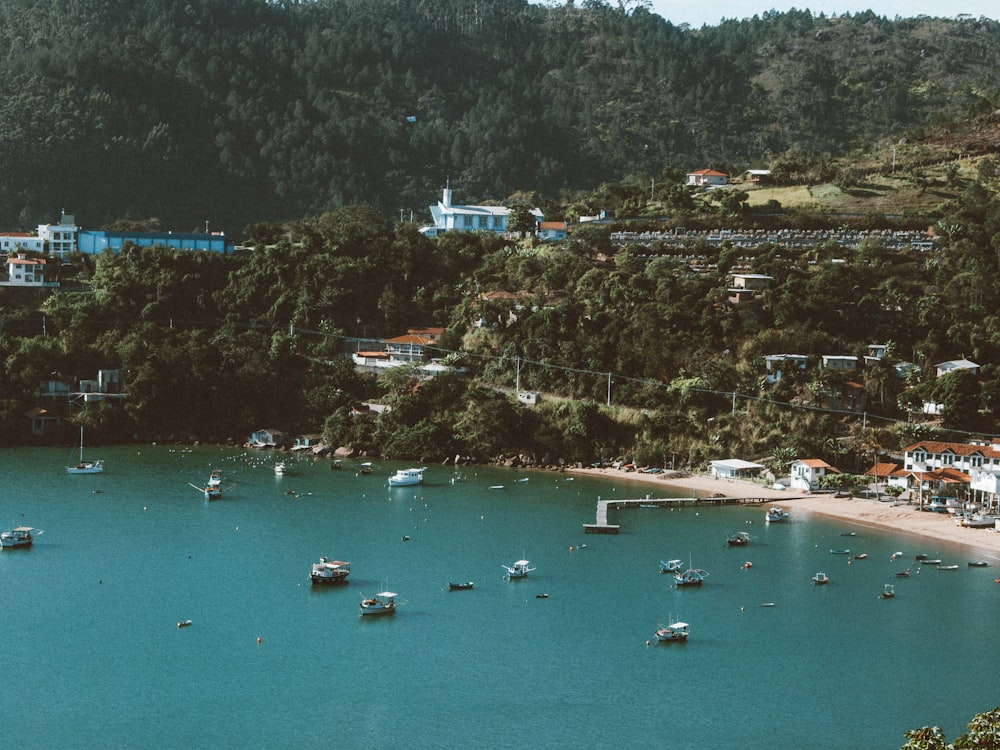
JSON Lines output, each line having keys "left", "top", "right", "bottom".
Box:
{"left": 659, "top": 559, "right": 683, "bottom": 574}
{"left": 853, "top": 553, "right": 868, "bottom": 560}
{"left": 881, "top": 584, "right": 895, "bottom": 599}
{"left": 360, "top": 591, "right": 397, "bottom": 616}
{"left": 674, "top": 566, "right": 708, "bottom": 587}
{"left": 502, "top": 559, "right": 535, "bottom": 578}
{"left": 968, "top": 561, "right": 989, "bottom": 567}
{"left": 357, "top": 462, "right": 374, "bottom": 475}
{"left": 388, "top": 467, "right": 426, "bottom": 486}
{"left": 207, "top": 469, "right": 224, "bottom": 487}
{"left": 189, "top": 483, "right": 223, "bottom": 500}
{"left": 655, "top": 621, "right": 690, "bottom": 642}
{"left": 812, "top": 572, "right": 829, "bottom": 585}
{"left": 895, "top": 569, "right": 911, "bottom": 578}
{"left": 0, "top": 526, "right": 36, "bottom": 548}
{"left": 535, "top": 593, "right": 549, "bottom": 599}
{"left": 448, "top": 581, "right": 474, "bottom": 590}
{"left": 765, "top": 507, "right": 789, "bottom": 523}
{"left": 914, "top": 554, "right": 929, "bottom": 560}
{"left": 830, "top": 549, "right": 851, "bottom": 555}
{"left": 727, "top": 531, "right": 750, "bottom": 547}
{"left": 310, "top": 558, "right": 351, "bottom": 585}
{"left": 938, "top": 564, "right": 959, "bottom": 571}
{"left": 177, "top": 619, "right": 193, "bottom": 628}
{"left": 840, "top": 532, "right": 857, "bottom": 537}
{"left": 920, "top": 559, "right": 942, "bottom": 566}
{"left": 274, "top": 461, "right": 287, "bottom": 476}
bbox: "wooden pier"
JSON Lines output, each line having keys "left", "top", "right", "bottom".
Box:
{"left": 583, "top": 495, "right": 778, "bottom": 533}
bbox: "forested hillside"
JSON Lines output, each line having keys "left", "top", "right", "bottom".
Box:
{"left": 2, "top": 0, "right": 1000, "bottom": 234}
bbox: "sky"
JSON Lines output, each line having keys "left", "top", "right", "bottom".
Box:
{"left": 638, "top": 0, "right": 996, "bottom": 28}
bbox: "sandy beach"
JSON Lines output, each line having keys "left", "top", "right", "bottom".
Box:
{"left": 565, "top": 466, "right": 1000, "bottom": 562}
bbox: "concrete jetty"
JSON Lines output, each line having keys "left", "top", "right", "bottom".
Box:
{"left": 583, "top": 494, "right": 777, "bottom": 533}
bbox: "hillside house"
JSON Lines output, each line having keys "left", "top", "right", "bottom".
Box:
{"left": 78, "top": 229, "right": 231, "bottom": 254}
{"left": 764, "top": 354, "right": 808, "bottom": 384}
{"left": 686, "top": 169, "right": 729, "bottom": 187}
{"left": 743, "top": 169, "right": 771, "bottom": 185}
{"left": 936, "top": 359, "right": 979, "bottom": 378}
{"left": 821, "top": 355, "right": 859, "bottom": 371}
{"left": 537, "top": 221, "right": 568, "bottom": 241}
{"left": 728, "top": 273, "right": 772, "bottom": 304}
{"left": 0, "top": 232, "right": 44, "bottom": 254}
{"left": 419, "top": 187, "right": 543, "bottom": 236}
{"left": 249, "top": 428, "right": 287, "bottom": 448}
{"left": 37, "top": 212, "right": 78, "bottom": 257}
{"left": 3, "top": 254, "right": 58, "bottom": 287}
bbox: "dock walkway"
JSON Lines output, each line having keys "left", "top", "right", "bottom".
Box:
{"left": 583, "top": 494, "right": 783, "bottom": 534}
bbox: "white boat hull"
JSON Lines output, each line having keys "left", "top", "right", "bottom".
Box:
{"left": 67, "top": 462, "right": 103, "bottom": 475}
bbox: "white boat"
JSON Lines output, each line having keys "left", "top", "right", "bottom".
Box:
{"left": 727, "top": 531, "right": 751, "bottom": 546}
{"left": 502, "top": 559, "right": 535, "bottom": 578}
{"left": 310, "top": 557, "right": 351, "bottom": 585}
{"left": 812, "top": 572, "right": 829, "bottom": 585}
{"left": 961, "top": 514, "right": 997, "bottom": 529}
{"left": 207, "top": 469, "right": 224, "bottom": 487}
{"left": 938, "top": 564, "right": 959, "bottom": 571}
{"left": 359, "top": 591, "right": 396, "bottom": 616}
{"left": 881, "top": 584, "right": 895, "bottom": 599}
{"left": 66, "top": 426, "right": 103, "bottom": 475}
{"left": 274, "top": 461, "right": 287, "bottom": 476}
{"left": 387, "top": 467, "right": 426, "bottom": 486}
{"left": 0, "top": 526, "right": 35, "bottom": 548}
{"left": 655, "top": 621, "right": 690, "bottom": 642}
{"left": 765, "top": 507, "right": 789, "bottom": 523}
{"left": 659, "top": 559, "right": 683, "bottom": 574}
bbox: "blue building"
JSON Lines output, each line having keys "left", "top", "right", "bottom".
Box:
{"left": 77, "top": 230, "right": 232, "bottom": 254}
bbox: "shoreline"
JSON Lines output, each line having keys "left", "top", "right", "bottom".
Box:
{"left": 564, "top": 466, "right": 1000, "bottom": 561}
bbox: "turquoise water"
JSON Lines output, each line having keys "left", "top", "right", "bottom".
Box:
{"left": 1, "top": 446, "right": 996, "bottom": 749}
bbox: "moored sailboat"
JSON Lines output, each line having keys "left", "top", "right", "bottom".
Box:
{"left": 66, "top": 426, "right": 103, "bottom": 474}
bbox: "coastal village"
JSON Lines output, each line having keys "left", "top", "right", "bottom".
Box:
{"left": 4, "top": 194, "right": 999, "bottom": 529}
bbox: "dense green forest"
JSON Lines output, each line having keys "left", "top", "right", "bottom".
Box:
{"left": 1, "top": 0, "right": 1000, "bottom": 234}
{"left": 4, "top": 165, "right": 1000, "bottom": 476}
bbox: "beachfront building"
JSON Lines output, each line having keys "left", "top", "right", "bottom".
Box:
{"left": 789, "top": 458, "right": 840, "bottom": 492}
{"left": 903, "top": 440, "right": 1000, "bottom": 510}
{"left": 709, "top": 458, "right": 765, "bottom": 480}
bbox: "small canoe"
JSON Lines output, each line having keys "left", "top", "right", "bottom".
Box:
{"left": 895, "top": 570, "right": 911, "bottom": 577}
{"left": 968, "top": 561, "right": 989, "bottom": 567}
{"left": 177, "top": 620, "right": 193, "bottom": 628}
{"left": 853, "top": 553, "right": 868, "bottom": 560}
{"left": 448, "top": 581, "right": 474, "bottom": 590}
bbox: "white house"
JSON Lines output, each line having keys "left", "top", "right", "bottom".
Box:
{"left": 789, "top": 458, "right": 840, "bottom": 491}
{"left": 764, "top": 354, "right": 808, "bottom": 384}
{"left": 536, "top": 221, "right": 568, "bottom": 241}
{"left": 821, "top": 355, "right": 858, "bottom": 371}
{"left": 709, "top": 458, "right": 765, "bottom": 479}
{"left": 0, "top": 232, "right": 44, "bottom": 254}
{"left": 3, "top": 253, "right": 58, "bottom": 287}
{"left": 936, "top": 359, "right": 979, "bottom": 377}
{"left": 686, "top": 169, "right": 729, "bottom": 187}
{"left": 37, "top": 211, "right": 78, "bottom": 257}
{"left": 420, "top": 187, "right": 543, "bottom": 236}
{"left": 903, "top": 440, "right": 1000, "bottom": 509}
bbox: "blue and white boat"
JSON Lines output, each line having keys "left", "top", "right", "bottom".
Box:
{"left": 765, "top": 507, "right": 790, "bottom": 523}
{"left": 502, "top": 559, "right": 535, "bottom": 578}
{"left": 674, "top": 564, "right": 708, "bottom": 587}
{"left": 0, "top": 526, "right": 35, "bottom": 548}
{"left": 659, "top": 559, "right": 683, "bottom": 574}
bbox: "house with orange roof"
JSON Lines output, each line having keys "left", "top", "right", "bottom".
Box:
{"left": 790, "top": 458, "right": 841, "bottom": 492}
{"left": 903, "top": 440, "right": 1000, "bottom": 509}
{"left": 3, "top": 253, "right": 58, "bottom": 288}
{"left": 686, "top": 169, "right": 729, "bottom": 187}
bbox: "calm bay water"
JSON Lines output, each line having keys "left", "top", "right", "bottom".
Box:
{"left": 1, "top": 445, "right": 997, "bottom": 749}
